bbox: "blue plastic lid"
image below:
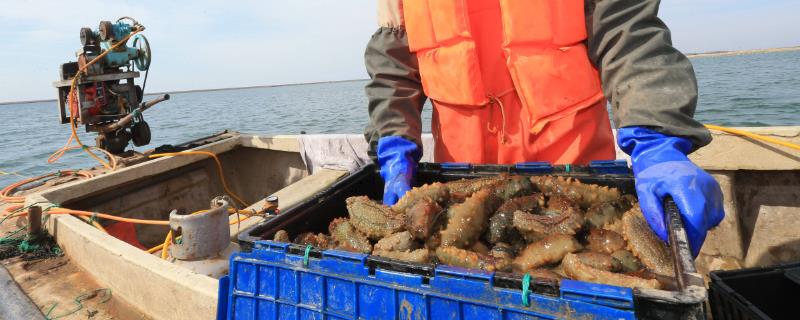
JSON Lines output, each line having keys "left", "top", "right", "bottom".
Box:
{"left": 440, "top": 162, "right": 471, "bottom": 170}
{"left": 589, "top": 160, "right": 630, "bottom": 174}
{"left": 515, "top": 161, "right": 554, "bottom": 174}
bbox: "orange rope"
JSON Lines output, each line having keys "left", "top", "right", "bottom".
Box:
{"left": 1, "top": 170, "right": 93, "bottom": 203}
{"left": 9, "top": 208, "right": 169, "bottom": 225}
{"left": 2, "top": 204, "right": 103, "bottom": 233}
{"left": 484, "top": 88, "right": 515, "bottom": 145}
{"left": 48, "top": 135, "right": 119, "bottom": 170}
{"left": 3, "top": 204, "right": 23, "bottom": 215}
{"left": 48, "top": 208, "right": 169, "bottom": 225}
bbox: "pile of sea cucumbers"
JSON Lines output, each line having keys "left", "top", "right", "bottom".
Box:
{"left": 273, "top": 175, "right": 675, "bottom": 290}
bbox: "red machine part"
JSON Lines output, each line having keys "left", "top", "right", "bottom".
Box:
{"left": 73, "top": 82, "right": 108, "bottom": 118}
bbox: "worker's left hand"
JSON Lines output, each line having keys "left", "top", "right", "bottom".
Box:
{"left": 377, "top": 136, "right": 421, "bottom": 205}
{"left": 618, "top": 127, "right": 725, "bottom": 257}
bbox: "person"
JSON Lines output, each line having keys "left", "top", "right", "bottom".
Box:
{"left": 363, "top": 0, "right": 723, "bottom": 257}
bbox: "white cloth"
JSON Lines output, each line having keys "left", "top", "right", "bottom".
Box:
{"left": 378, "top": 0, "right": 405, "bottom": 28}
{"left": 297, "top": 134, "right": 435, "bottom": 174}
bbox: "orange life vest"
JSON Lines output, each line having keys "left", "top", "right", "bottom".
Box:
{"left": 403, "top": 0, "right": 615, "bottom": 164}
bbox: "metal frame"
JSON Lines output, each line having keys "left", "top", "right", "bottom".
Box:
{"left": 53, "top": 72, "right": 140, "bottom": 125}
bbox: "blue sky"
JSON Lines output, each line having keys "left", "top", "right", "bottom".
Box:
{"left": 0, "top": 0, "right": 797, "bottom": 102}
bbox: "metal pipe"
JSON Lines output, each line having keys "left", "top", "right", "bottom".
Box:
{"left": 140, "top": 93, "right": 170, "bottom": 111}
{"left": 98, "top": 94, "right": 169, "bottom": 133}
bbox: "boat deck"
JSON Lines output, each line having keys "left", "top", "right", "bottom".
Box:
{"left": 0, "top": 204, "right": 151, "bottom": 319}
{"left": 0, "top": 127, "right": 798, "bottom": 319}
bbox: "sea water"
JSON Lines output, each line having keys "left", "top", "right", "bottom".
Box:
{"left": 1, "top": 50, "right": 798, "bottom": 186}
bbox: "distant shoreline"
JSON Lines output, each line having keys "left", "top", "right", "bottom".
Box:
{"left": 686, "top": 46, "right": 800, "bottom": 58}
{"left": 3, "top": 45, "right": 799, "bottom": 105}
{"left": 0, "top": 78, "right": 368, "bottom": 106}
{"left": 0, "top": 98, "right": 55, "bottom": 105}
{"left": 151, "top": 78, "right": 368, "bottom": 95}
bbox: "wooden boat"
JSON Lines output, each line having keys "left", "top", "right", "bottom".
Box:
{"left": 0, "top": 127, "right": 798, "bottom": 319}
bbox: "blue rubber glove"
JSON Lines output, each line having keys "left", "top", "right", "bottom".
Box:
{"left": 377, "top": 136, "right": 421, "bottom": 205}
{"left": 618, "top": 127, "right": 724, "bottom": 257}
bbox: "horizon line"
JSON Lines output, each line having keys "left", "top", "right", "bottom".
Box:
{"left": 3, "top": 45, "right": 799, "bottom": 105}
{"left": 0, "top": 78, "right": 369, "bottom": 106}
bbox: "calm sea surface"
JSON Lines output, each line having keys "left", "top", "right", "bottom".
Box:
{"left": 1, "top": 50, "right": 799, "bottom": 186}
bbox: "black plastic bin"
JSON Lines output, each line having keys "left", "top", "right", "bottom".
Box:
{"left": 709, "top": 262, "right": 800, "bottom": 320}
{"left": 235, "top": 162, "right": 707, "bottom": 319}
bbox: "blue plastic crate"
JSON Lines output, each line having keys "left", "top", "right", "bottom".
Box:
{"left": 233, "top": 164, "right": 707, "bottom": 319}
{"left": 218, "top": 241, "right": 637, "bottom": 320}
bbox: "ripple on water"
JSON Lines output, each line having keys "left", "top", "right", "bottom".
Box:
{"left": 2, "top": 52, "right": 800, "bottom": 183}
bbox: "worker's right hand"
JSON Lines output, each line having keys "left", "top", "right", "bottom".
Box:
{"left": 618, "top": 127, "right": 725, "bottom": 257}
{"left": 377, "top": 136, "right": 421, "bottom": 205}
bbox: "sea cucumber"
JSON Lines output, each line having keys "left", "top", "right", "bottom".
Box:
{"left": 273, "top": 230, "right": 290, "bottom": 243}
{"left": 621, "top": 206, "right": 674, "bottom": 277}
{"left": 562, "top": 253, "right": 660, "bottom": 289}
{"left": 293, "top": 232, "right": 333, "bottom": 249}
{"left": 511, "top": 234, "right": 582, "bottom": 272}
{"left": 329, "top": 218, "right": 372, "bottom": 253}
{"left": 436, "top": 246, "right": 498, "bottom": 272}
{"left": 513, "top": 195, "right": 584, "bottom": 241}
{"left": 490, "top": 243, "right": 515, "bottom": 272}
{"left": 374, "top": 231, "right": 416, "bottom": 252}
{"left": 346, "top": 196, "right": 404, "bottom": 239}
{"left": 404, "top": 196, "right": 444, "bottom": 239}
{"left": 446, "top": 175, "right": 505, "bottom": 202}
{"left": 585, "top": 195, "right": 636, "bottom": 228}
{"left": 373, "top": 249, "right": 430, "bottom": 264}
{"left": 492, "top": 175, "right": 535, "bottom": 201}
{"left": 585, "top": 228, "right": 627, "bottom": 254}
{"left": 488, "top": 194, "right": 544, "bottom": 244}
{"left": 392, "top": 182, "right": 449, "bottom": 213}
{"left": 611, "top": 250, "right": 643, "bottom": 273}
{"left": 571, "top": 252, "right": 622, "bottom": 272}
{"left": 530, "top": 176, "right": 621, "bottom": 209}
{"left": 440, "top": 189, "right": 495, "bottom": 248}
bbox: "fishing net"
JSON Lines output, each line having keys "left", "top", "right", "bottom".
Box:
{"left": 0, "top": 204, "right": 63, "bottom": 261}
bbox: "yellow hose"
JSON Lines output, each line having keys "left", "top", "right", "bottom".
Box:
{"left": 161, "top": 230, "right": 173, "bottom": 260}
{"left": 704, "top": 124, "right": 800, "bottom": 151}
{"left": 79, "top": 215, "right": 108, "bottom": 234}
{"left": 149, "top": 152, "right": 248, "bottom": 207}
{"left": 146, "top": 243, "right": 164, "bottom": 254}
